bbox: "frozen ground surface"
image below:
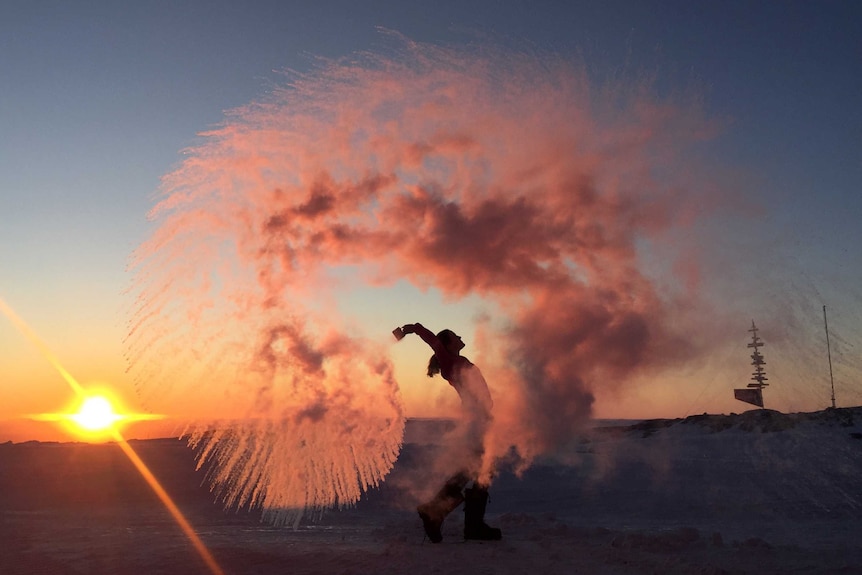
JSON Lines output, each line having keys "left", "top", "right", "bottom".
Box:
{"left": 2, "top": 408, "right": 861, "bottom": 574}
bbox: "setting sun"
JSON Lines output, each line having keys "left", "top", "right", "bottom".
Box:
{"left": 29, "top": 388, "right": 165, "bottom": 441}
{"left": 71, "top": 395, "right": 123, "bottom": 431}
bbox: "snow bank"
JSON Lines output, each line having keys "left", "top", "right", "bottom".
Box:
{"left": 1, "top": 408, "right": 861, "bottom": 574}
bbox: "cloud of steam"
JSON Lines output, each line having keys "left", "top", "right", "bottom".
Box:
{"left": 127, "top": 32, "right": 743, "bottom": 521}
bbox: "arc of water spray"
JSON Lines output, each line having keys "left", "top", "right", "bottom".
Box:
{"left": 0, "top": 296, "right": 226, "bottom": 575}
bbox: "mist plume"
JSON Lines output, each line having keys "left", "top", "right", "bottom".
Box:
{"left": 127, "top": 32, "right": 728, "bottom": 522}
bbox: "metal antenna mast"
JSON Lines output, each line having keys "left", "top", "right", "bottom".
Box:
{"left": 823, "top": 305, "right": 837, "bottom": 409}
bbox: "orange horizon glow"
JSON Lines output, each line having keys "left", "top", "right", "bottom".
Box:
{"left": 0, "top": 295, "right": 225, "bottom": 575}
{"left": 28, "top": 388, "right": 166, "bottom": 442}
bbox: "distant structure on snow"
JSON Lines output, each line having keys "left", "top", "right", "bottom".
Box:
{"left": 734, "top": 320, "right": 768, "bottom": 409}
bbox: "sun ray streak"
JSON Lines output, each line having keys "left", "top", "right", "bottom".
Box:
{"left": 0, "top": 296, "right": 84, "bottom": 396}
{"left": 110, "top": 428, "right": 225, "bottom": 575}
{"left": 0, "top": 295, "right": 225, "bottom": 575}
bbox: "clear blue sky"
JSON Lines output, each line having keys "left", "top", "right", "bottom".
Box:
{"left": 1, "top": 1, "right": 860, "bottom": 439}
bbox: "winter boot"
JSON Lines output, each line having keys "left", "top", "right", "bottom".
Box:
{"left": 463, "top": 485, "right": 502, "bottom": 541}
{"left": 417, "top": 479, "right": 465, "bottom": 543}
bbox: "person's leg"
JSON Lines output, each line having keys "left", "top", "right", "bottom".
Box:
{"left": 463, "top": 482, "right": 502, "bottom": 541}
{"left": 417, "top": 472, "right": 470, "bottom": 543}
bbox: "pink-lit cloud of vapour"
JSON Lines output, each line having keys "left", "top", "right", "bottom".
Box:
{"left": 126, "top": 33, "right": 735, "bottom": 523}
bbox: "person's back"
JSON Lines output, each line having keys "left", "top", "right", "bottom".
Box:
{"left": 456, "top": 361, "right": 493, "bottom": 420}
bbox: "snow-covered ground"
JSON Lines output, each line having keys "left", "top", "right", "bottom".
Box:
{"left": 2, "top": 408, "right": 861, "bottom": 574}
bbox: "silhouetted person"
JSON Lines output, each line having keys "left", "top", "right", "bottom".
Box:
{"left": 398, "top": 323, "right": 502, "bottom": 543}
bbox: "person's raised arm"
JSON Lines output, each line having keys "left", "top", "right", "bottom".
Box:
{"left": 401, "top": 323, "right": 445, "bottom": 354}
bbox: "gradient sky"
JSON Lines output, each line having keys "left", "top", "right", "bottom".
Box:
{"left": 1, "top": 1, "right": 860, "bottom": 442}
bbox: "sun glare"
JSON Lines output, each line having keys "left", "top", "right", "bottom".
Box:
{"left": 71, "top": 395, "right": 122, "bottom": 431}
{"left": 3, "top": 296, "right": 223, "bottom": 575}
{"left": 30, "top": 388, "right": 165, "bottom": 441}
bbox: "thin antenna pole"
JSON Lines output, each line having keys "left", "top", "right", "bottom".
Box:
{"left": 823, "top": 305, "right": 837, "bottom": 409}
